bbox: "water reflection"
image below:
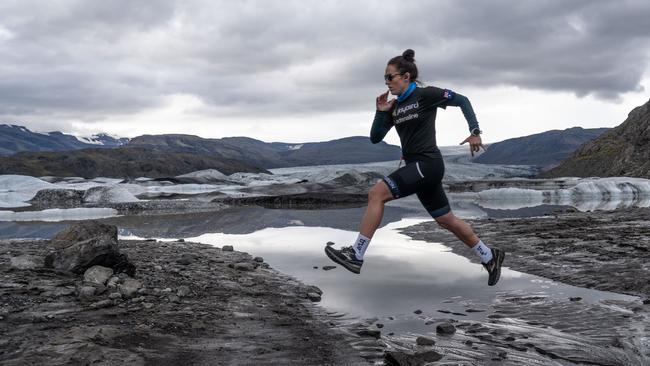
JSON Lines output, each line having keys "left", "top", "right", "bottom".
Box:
{"left": 126, "top": 218, "right": 634, "bottom": 335}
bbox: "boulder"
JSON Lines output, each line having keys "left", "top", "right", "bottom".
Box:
{"left": 416, "top": 336, "right": 436, "bottom": 346}
{"left": 29, "top": 189, "right": 84, "bottom": 208}
{"left": 385, "top": 350, "right": 443, "bottom": 365}
{"left": 83, "top": 265, "right": 114, "bottom": 285}
{"left": 44, "top": 221, "right": 135, "bottom": 275}
{"left": 436, "top": 323, "right": 456, "bottom": 335}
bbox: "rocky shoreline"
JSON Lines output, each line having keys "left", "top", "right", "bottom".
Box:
{"left": 0, "top": 222, "right": 368, "bottom": 365}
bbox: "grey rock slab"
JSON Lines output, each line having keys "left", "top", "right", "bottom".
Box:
{"left": 83, "top": 265, "right": 114, "bottom": 285}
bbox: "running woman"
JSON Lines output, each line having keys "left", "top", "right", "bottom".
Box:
{"left": 325, "top": 49, "right": 505, "bottom": 286}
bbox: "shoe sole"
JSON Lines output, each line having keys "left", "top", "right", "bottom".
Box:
{"left": 488, "top": 250, "right": 506, "bottom": 286}
{"left": 324, "top": 246, "right": 362, "bottom": 274}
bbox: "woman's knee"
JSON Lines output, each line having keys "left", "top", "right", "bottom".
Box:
{"left": 368, "top": 181, "right": 394, "bottom": 203}
{"left": 434, "top": 212, "right": 456, "bottom": 230}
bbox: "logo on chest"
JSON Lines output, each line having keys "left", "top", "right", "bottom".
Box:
{"left": 393, "top": 101, "right": 419, "bottom": 124}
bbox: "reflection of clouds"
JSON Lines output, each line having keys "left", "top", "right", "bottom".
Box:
{"left": 181, "top": 218, "right": 634, "bottom": 322}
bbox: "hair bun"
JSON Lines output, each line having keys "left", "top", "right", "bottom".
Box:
{"left": 402, "top": 49, "right": 415, "bottom": 62}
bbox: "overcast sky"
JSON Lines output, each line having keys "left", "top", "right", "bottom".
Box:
{"left": 0, "top": 0, "right": 649, "bottom": 146}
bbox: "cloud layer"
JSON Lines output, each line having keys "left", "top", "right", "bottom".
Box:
{"left": 0, "top": 0, "right": 649, "bottom": 131}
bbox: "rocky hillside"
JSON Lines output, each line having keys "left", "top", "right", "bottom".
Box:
{"left": 474, "top": 127, "right": 609, "bottom": 170}
{"left": 0, "top": 147, "right": 268, "bottom": 178}
{"left": 128, "top": 135, "right": 402, "bottom": 168}
{"left": 540, "top": 99, "right": 650, "bottom": 178}
{"left": 0, "top": 124, "right": 128, "bottom": 155}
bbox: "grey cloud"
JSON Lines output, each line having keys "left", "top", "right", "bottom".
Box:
{"left": 0, "top": 0, "right": 648, "bottom": 127}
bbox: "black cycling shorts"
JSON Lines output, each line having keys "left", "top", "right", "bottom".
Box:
{"left": 382, "top": 158, "right": 450, "bottom": 218}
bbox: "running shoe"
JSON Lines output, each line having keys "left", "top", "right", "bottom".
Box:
{"left": 482, "top": 248, "right": 505, "bottom": 286}
{"left": 324, "top": 245, "right": 363, "bottom": 274}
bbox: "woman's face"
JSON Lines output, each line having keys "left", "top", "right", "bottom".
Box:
{"left": 384, "top": 64, "right": 410, "bottom": 96}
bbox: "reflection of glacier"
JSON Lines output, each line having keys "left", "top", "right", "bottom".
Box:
{"left": 476, "top": 177, "right": 650, "bottom": 211}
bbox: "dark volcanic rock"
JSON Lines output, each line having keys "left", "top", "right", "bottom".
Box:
{"left": 384, "top": 350, "right": 443, "bottom": 365}
{"left": 44, "top": 221, "right": 135, "bottom": 275}
{"left": 29, "top": 189, "right": 85, "bottom": 208}
{"left": 436, "top": 323, "right": 456, "bottom": 335}
{"left": 415, "top": 336, "right": 436, "bottom": 346}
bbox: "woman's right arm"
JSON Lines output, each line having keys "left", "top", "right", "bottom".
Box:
{"left": 371, "top": 91, "right": 395, "bottom": 143}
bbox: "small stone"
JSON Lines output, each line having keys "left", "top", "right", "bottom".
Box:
{"left": 465, "top": 340, "right": 473, "bottom": 346}
{"left": 162, "top": 288, "right": 173, "bottom": 293}
{"left": 177, "top": 286, "right": 191, "bottom": 297}
{"left": 168, "top": 295, "right": 180, "bottom": 303}
{"left": 642, "top": 299, "right": 650, "bottom": 305}
{"left": 465, "top": 308, "right": 486, "bottom": 313}
{"left": 118, "top": 278, "right": 143, "bottom": 298}
{"left": 313, "top": 266, "right": 318, "bottom": 269}
{"left": 376, "top": 323, "right": 384, "bottom": 329}
{"left": 89, "top": 299, "right": 113, "bottom": 309}
{"left": 234, "top": 262, "right": 254, "bottom": 271}
{"left": 83, "top": 265, "right": 114, "bottom": 285}
{"left": 145, "top": 238, "right": 156, "bottom": 242}
{"left": 504, "top": 336, "right": 516, "bottom": 342}
{"left": 384, "top": 350, "right": 443, "bottom": 365}
{"left": 108, "top": 292, "right": 122, "bottom": 300}
{"left": 222, "top": 245, "right": 234, "bottom": 251}
{"left": 307, "top": 292, "right": 321, "bottom": 302}
{"left": 498, "top": 351, "right": 508, "bottom": 358}
{"left": 261, "top": 263, "right": 270, "bottom": 268}
{"left": 143, "top": 303, "right": 154, "bottom": 309}
{"left": 357, "top": 329, "right": 381, "bottom": 339}
{"left": 177, "top": 239, "right": 185, "bottom": 242}
{"left": 154, "top": 265, "right": 162, "bottom": 271}
{"left": 322, "top": 266, "right": 336, "bottom": 271}
{"left": 106, "top": 276, "right": 121, "bottom": 288}
{"left": 570, "top": 297, "right": 582, "bottom": 302}
{"left": 388, "top": 332, "right": 394, "bottom": 336}
{"left": 416, "top": 336, "right": 435, "bottom": 346}
{"left": 326, "top": 241, "right": 334, "bottom": 246}
{"left": 414, "top": 309, "right": 423, "bottom": 314}
{"left": 436, "top": 323, "right": 456, "bottom": 335}
{"left": 78, "top": 286, "right": 96, "bottom": 298}
{"left": 253, "top": 257, "right": 264, "bottom": 263}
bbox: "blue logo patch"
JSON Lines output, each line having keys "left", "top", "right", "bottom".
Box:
{"left": 443, "top": 89, "right": 455, "bottom": 100}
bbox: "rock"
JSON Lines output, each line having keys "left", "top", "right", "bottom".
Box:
{"left": 234, "top": 262, "right": 254, "bottom": 271}
{"left": 177, "top": 286, "right": 191, "bottom": 297}
{"left": 643, "top": 299, "right": 650, "bottom": 305}
{"left": 313, "top": 266, "right": 318, "bottom": 269}
{"left": 89, "top": 299, "right": 113, "bottom": 309}
{"left": 326, "top": 241, "right": 335, "bottom": 246}
{"left": 305, "top": 285, "right": 322, "bottom": 295}
{"left": 413, "top": 309, "right": 423, "bottom": 314}
{"left": 570, "top": 297, "right": 582, "bottom": 301}
{"left": 357, "top": 329, "right": 381, "bottom": 339}
{"left": 143, "top": 302, "right": 154, "bottom": 309}
{"left": 118, "top": 278, "right": 143, "bottom": 298}
{"left": 322, "top": 266, "right": 336, "bottom": 271}
{"left": 504, "top": 336, "right": 516, "bottom": 342}
{"left": 306, "top": 292, "right": 321, "bottom": 302}
{"left": 29, "top": 189, "right": 84, "bottom": 208}
{"left": 222, "top": 245, "right": 234, "bottom": 251}
{"left": 44, "top": 221, "right": 135, "bottom": 275}
{"left": 176, "top": 254, "right": 195, "bottom": 265}
{"left": 253, "top": 257, "right": 264, "bottom": 263}
{"left": 465, "top": 308, "right": 486, "bottom": 313}
{"left": 9, "top": 255, "right": 43, "bottom": 270}
{"left": 108, "top": 292, "right": 122, "bottom": 300}
{"left": 78, "top": 286, "right": 96, "bottom": 298}
{"left": 154, "top": 265, "right": 162, "bottom": 270}
{"left": 83, "top": 265, "right": 114, "bottom": 285}
{"left": 83, "top": 185, "right": 139, "bottom": 204}
{"left": 384, "top": 350, "right": 443, "bottom": 365}
{"left": 177, "top": 238, "right": 185, "bottom": 242}
{"left": 436, "top": 323, "right": 456, "bottom": 335}
{"left": 107, "top": 276, "right": 121, "bottom": 288}
{"left": 416, "top": 336, "right": 435, "bottom": 346}
{"left": 376, "top": 323, "right": 384, "bottom": 329}
{"left": 168, "top": 295, "right": 180, "bottom": 303}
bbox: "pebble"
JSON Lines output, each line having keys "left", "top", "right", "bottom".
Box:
{"left": 108, "top": 292, "right": 122, "bottom": 300}
{"left": 322, "top": 266, "right": 336, "bottom": 271}
{"left": 414, "top": 309, "right": 423, "bottom": 314}
{"left": 253, "top": 257, "right": 264, "bottom": 263}
{"left": 222, "top": 245, "right": 234, "bottom": 251}
{"left": 154, "top": 265, "right": 163, "bottom": 271}
{"left": 234, "top": 262, "right": 255, "bottom": 271}
{"left": 306, "top": 292, "right": 321, "bottom": 302}
{"left": 356, "top": 329, "right": 381, "bottom": 339}
{"left": 570, "top": 297, "right": 582, "bottom": 301}
{"left": 376, "top": 323, "right": 384, "bottom": 329}
{"left": 177, "top": 286, "right": 191, "bottom": 297}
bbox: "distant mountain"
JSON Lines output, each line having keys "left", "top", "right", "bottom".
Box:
{"left": 540, "top": 99, "right": 650, "bottom": 179}
{"left": 0, "top": 147, "right": 268, "bottom": 179}
{"left": 474, "top": 127, "right": 610, "bottom": 170}
{"left": 128, "top": 135, "right": 402, "bottom": 168}
{"left": 0, "top": 124, "right": 129, "bottom": 156}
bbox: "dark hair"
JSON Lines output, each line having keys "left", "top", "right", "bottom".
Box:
{"left": 388, "top": 49, "right": 418, "bottom": 83}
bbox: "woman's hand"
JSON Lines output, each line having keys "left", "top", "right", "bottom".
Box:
{"left": 460, "top": 135, "right": 486, "bottom": 157}
{"left": 376, "top": 90, "right": 395, "bottom": 112}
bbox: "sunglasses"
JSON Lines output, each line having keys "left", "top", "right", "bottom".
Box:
{"left": 384, "top": 73, "right": 403, "bottom": 82}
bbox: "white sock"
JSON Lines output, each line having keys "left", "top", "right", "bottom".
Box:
{"left": 352, "top": 234, "right": 371, "bottom": 260}
{"left": 472, "top": 240, "right": 493, "bottom": 263}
